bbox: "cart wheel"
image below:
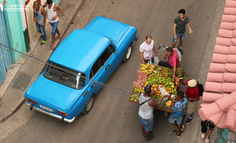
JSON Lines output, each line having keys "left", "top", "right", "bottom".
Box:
{"left": 82, "top": 94, "right": 94, "bottom": 114}
{"left": 122, "top": 45, "right": 132, "bottom": 63}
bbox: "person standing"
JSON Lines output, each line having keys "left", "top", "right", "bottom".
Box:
{"left": 172, "top": 9, "right": 193, "bottom": 54}
{"left": 200, "top": 120, "right": 215, "bottom": 143}
{"left": 33, "top": 1, "right": 47, "bottom": 45}
{"left": 139, "top": 35, "right": 158, "bottom": 64}
{"left": 159, "top": 47, "right": 179, "bottom": 82}
{"left": 138, "top": 84, "right": 158, "bottom": 141}
{"left": 43, "top": 0, "right": 62, "bottom": 50}
{"left": 159, "top": 91, "right": 187, "bottom": 137}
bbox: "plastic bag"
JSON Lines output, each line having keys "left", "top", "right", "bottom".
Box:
{"left": 159, "top": 85, "right": 169, "bottom": 97}
{"left": 149, "top": 59, "right": 153, "bottom": 64}
{"left": 154, "top": 56, "right": 159, "bottom": 64}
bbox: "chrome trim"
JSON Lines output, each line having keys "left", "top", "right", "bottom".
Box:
{"left": 25, "top": 102, "right": 75, "bottom": 123}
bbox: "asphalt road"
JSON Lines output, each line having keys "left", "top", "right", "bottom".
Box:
{"left": 1, "top": 0, "right": 225, "bottom": 143}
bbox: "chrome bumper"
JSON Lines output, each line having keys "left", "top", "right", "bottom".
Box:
{"left": 25, "top": 102, "right": 75, "bottom": 123}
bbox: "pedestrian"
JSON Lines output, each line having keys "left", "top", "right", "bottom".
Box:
{"left": 43, "top": 0, "right": 62, "bottom": 50}
{"left": 172, "top": 9, "right": 193, "bottom": 54}
{"left": 138, "top": 84, "right": 158, "bottom": 141}
{"left": 33, "top": 1, "right": 47, "bottom": 45}
{"left": 139, "top": 35, "right": 158, "bottom": 64}
{"left": 159, "top": 47, "right": 179, "bottom": 82}
{"left": 159, "top": 91, "right": 187, "bottom": 137}
{"left": 201, "top": 120, "right": 215, "bottom": 143}
{"left": 182, "top": 79, "right": 200, "bottom": 124}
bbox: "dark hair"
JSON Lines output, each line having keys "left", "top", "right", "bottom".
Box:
{"left": 145, "top": 35, "right": 152, "bottom": 40}
{"left": 167, "top": 47, "right": 173, "bottom": 52}
{"left": 177, "top": 91, "right": 184, "bottom": 99}
{"left": 178, "top": 9, "right": 186, "bottom": 15}
{"left": 34, "top": 1, "right": 39, "bottom": 6}
{"left": 144, "top": 84, "right": 152, "bottom": 94}
{"left": 47, "top": 0, "right": 53, "bottom": 4}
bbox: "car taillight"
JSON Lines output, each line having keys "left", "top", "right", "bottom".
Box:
{"left": 57, "top": 110, "right": 68, "bottom": 117}
{"left": 25, "top": 98, "right": 36, "bottom": 104}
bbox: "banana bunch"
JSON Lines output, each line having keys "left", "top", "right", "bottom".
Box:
{"left": 139, "top": 63, "right": 155, "bottom": 74}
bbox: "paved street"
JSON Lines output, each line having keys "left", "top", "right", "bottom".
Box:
{"left": 1, "top": 0, "right": 225, "bottom": 143}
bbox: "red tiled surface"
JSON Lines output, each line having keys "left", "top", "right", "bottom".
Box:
{"left": 198, "top": 0, "right": 236, "bottom": 132}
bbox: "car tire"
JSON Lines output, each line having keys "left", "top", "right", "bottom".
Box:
{"left": 122, "top": 45, "right": 132, "bottom": 63}
{"left": 82, "top": 94, "right": 94, "bottom": 114}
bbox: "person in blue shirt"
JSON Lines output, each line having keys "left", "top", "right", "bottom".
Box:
{"left": 159, "top": 91, "right": 187, "bottom": 137}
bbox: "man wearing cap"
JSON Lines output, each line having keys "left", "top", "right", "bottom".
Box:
{"left": 182, "top": 79, "right": 200, "bottom": 124}
{"left": 138, "top": 84, "right": 159, "bottom": 141}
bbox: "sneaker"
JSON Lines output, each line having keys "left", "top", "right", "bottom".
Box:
{"left": 205, "top": 138, "right": 209, "bottom": 143}
{"left": 178, "top": 47, "right": 183, "bottom": 55}
{"left": 185, "top": 117, "right": 193, "bottom": 124}
{"left": 201, "top": 133, "right": 205, "bottom": 139}
{"left": 180, "top": 125, "right": 185, "bottom": 132}
{"left": 41, "top": 40, "right": 46, "bottom": 45}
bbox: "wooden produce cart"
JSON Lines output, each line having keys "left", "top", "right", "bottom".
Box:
{"left": 128, "top": 63, "right": 185, "bottom": 113}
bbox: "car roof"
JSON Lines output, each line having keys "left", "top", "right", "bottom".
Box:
{"left": 49, "top": 29, "right": 110, "bottom": 73}
{"left": 84, "top": 16, "right": 130, "bottom": 44}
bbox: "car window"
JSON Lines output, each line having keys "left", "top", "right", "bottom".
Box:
{"left": 43, "top": 61, "right": 86, "bottom": 89}
{"left": 90, "top": 45, "right": 115, "bottom": 78}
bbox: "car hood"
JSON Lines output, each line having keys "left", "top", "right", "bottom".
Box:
{"left": 25, "top": 74, "right": 84, "bottom": 112}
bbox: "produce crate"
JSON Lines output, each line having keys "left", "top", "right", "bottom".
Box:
{"left": 128, "top": 64, "right": 185, "bottom": 113}
{"left": 128, "top": 93, "right": 173, "bottom": 113}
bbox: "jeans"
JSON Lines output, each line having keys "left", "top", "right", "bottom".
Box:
{"left": 36, "top": 22, "right": 47, "bottom": 41}
{"left": 173, "top": 32, "right": 185, "bottom": 43}
{"left": 49, "top": 21, "right": 58, "bottom": 36}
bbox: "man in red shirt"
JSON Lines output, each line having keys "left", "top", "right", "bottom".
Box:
{"left": 159, "top": 47, "right": 180, "bottom": 82}
{"left": 183, "top": 79, "right": 200, "bottom": 124}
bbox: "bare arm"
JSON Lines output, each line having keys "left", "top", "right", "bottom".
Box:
{"left": 42, "top": 2, "right": 47, "bottom": 8}
{"left": 140, "top": 51, "right": 145, "bottom": 64}
{"left": 173, "top": 23, "right": 177, "bottom": 38}
{"left": 187, "top": 22, "right": 193, "bottom": 32}
{"left": 41, "top": 8, "right": 46, "bottom": 26}
{"left": 55, "top": 4, "right": 62, "bottom": 17}
{"left": 153, "top": 45, "right": 158, "bottom": 56}
{"left": 33, "top": 6, "right": 36, "bottom": 22}
{"left": 172, "top": 66, "right": 176, "bottom": 82}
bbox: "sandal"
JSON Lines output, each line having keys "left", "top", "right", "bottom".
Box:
{"left": 173, "top": 130, "right": 181, "bottom": 138}
{"left": 50, "top": 44, "right": 55, "bottom": 50}
{"left": 55, "top": 36, "right": 62, "bottom": 40}
{"left": 145, "top": 135, "right": 154, "bottom": 141}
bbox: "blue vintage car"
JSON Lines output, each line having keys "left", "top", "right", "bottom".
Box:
{"left": 24, "top": 16, "right": 137, "bottom": 123}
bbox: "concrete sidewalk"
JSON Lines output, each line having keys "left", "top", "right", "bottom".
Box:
{"left": 0, "top": 0, "right": 85, "bottom": 122}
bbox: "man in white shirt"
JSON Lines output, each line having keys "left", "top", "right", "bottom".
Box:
{"left": 139, "top": 35, "right": 158, "bottom": 64}
{"left": 138, "top": 84, "right": 159, "bottom": 141}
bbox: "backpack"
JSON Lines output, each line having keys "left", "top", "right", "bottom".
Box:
{"left": 197, "top": 81, "right": 204, "bottom": 96}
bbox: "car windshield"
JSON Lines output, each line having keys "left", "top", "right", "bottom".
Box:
{"left": 43, "top": 61, "right": 85, "bottom": 89}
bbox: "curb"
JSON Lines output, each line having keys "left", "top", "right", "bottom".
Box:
{"left": 0, "top": 0, "right": 86, "bottom": 123}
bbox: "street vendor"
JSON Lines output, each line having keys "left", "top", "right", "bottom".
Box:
{"left": 158, "top": 91, "right": 187, "bottom": 137}
{"left": 138, "top": 84, "right": 159, "bottom": 141}
{"left": 159, "top": 47, "right": 180, "bottom": 81}
{"left": 139, "top": 35, "right": 158, "bottom": 64}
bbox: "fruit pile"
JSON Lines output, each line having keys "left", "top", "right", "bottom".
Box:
{"left": 139, "top": 63, "right": 155, "bottom": 74}
{"left": 130, "top": 64, "right": 185, "bottom": 111}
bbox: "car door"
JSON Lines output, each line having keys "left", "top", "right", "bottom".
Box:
{"left": 89, "top": 45, "right": 117, "bottom": 94}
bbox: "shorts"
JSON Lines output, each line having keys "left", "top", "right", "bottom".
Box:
{"left": 138, "top": 115, "right": 154, "bottom": 132}
{"left": 168, "top": 114, "right": 183, "bottom": 125}
{"left": 173, "top": 32, "right": 185, "bottom": 43}
{"left": 187, "top": 101, "right": 198, "bottom": 114}
{"left": 50, "top": 21, "right": 58, "bottom": 36}
{"left": 201, "top": 120, "right": 215, "bottom": 133}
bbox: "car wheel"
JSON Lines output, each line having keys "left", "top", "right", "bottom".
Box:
{"left": 122, "top": 45, "right": 132, "bottom": 63}
{"left": 82, "top": 94, "right": 94, "bottom": 114}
